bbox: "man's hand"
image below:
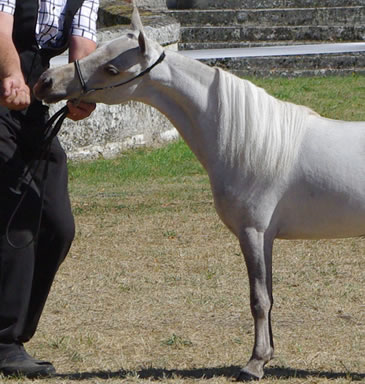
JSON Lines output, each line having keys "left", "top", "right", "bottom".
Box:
{"left": 67, "top": 100, "right": 96, "bottom": 121}
{"left": 0, "top": 75, "right": 31, "bottom": 110}
{"left": 0, "top": 13, "right": 31, "bottom": 111}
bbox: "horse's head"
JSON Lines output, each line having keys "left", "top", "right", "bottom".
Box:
{"left": 33, "top": 7, "right": 164, "bottom": 105}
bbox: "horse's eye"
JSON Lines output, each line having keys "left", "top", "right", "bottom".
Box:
{"left": 105, "top": 64, "right": 120, "bottom": 75}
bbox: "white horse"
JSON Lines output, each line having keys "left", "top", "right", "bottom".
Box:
{"left": 34, "top": 8, "right": 365, "bottom": 381}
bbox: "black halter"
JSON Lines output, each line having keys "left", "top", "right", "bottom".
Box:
{"left": 74, "top": 51, "right": 166, "bottom": 97}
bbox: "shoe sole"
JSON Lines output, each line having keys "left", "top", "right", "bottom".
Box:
{"left": 0, "top": 364, "right": 56, "bottom": 378}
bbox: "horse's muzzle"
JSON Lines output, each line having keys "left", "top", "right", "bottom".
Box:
{"left": 33, "top": 73, "right": 54, "bottom": 101}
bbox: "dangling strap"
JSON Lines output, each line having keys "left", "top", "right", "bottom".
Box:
{"left": 6, "top": 105, "right": 69, "bottom": 250}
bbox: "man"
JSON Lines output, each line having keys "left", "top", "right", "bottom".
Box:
{"left": 0, "top": 0, "right": 98, "bottom": 377}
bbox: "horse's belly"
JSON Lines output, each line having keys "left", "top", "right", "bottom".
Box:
{"left": 276, "top": 194, "right": 365, "bottom": 240}
{"left": 277, "top": 123, "right": 365, "bottom": 239}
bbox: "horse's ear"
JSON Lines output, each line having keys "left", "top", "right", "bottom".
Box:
{"left": 132, "top": 6, "right": 150, "bottom": 56}
{"left": 138, "top": 31, "right": 146, "bottom": 54}
{"left": 131, "top": 6, "right": 144, "bottom": 32}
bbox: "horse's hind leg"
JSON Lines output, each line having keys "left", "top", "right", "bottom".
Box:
{"left": 238, "top": 228, "right": 274, "bottom": 380}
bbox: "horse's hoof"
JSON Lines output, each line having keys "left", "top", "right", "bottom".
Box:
{"left": 236, "top": 369, "right": 261, "bottom": 381}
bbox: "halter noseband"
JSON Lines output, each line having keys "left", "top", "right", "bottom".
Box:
{"left": 74, "top": 51, "right": 166, "bottom": 97}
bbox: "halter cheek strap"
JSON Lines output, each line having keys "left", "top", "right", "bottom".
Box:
{"left": 74, "top": 51, "right": 166, "bottom": 97}
{"left": 74, "top": 59, "right": 88, "bottom": 94}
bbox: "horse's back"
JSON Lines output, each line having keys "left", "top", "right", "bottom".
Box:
{"left": 302, "top": 115, "right": 365, "bottom": 181}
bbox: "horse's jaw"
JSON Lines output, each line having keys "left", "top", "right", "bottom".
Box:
{"left": 33, "top": 88, "right": 69, "bottom": 104}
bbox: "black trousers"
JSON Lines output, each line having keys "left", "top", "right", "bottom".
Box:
{"left": 0, "top": 104, "right": 75, "bottom": 344}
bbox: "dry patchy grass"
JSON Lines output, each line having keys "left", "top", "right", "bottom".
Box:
{"left": 4, "top": 175, "right": 364, "bottom": 384}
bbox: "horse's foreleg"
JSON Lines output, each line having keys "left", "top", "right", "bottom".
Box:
{"left": 238, "top": 228, "right": 274, "bottom": 381}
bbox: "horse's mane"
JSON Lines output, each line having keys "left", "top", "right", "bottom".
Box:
{"left": 216, "top": 69, "right": 316, "bottom": 178}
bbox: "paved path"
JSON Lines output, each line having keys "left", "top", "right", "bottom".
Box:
{"left": 51, "top": 42, "right": 365, "bottom": 67}
{"left": 180, "top": 42, "right": 365, "bottom": 59}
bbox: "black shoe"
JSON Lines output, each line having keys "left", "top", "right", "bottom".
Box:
{"left": 0, "top": 342, "right": 56, "bottom": 378}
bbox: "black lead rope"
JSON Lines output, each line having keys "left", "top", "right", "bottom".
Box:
{"left": 6, "top": 105, "right": 69, "bottom": 249}
{"left": 6, "top": 51, "right": 167, "bottom": 249}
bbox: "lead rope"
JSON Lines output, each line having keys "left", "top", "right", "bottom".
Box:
{"left": 6, "top": 105, "right": 69, "bottom": 249}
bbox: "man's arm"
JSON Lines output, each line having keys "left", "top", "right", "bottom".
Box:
{"left": 69, "top": 35, "right": 96, "bottom": 63}
{"left": 67, "top": 35, "right": 97, "bottom": 121}
{"left": 0, "top": 12, "right": 31, "bottom": 110}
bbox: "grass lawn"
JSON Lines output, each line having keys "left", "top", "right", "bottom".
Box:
{"left": 3, "top": 75, "right": 364, "bottom": 384}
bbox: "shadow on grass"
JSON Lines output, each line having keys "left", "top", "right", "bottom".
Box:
{"left": 58, "top": 365, "right": 365, "bottom": 381}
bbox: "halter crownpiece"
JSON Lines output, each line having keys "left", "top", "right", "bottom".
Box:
{"left": 74, "top": 51, "right": 166, "bottom": 97}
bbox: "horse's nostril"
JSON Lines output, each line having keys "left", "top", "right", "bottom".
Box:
{"left": 42, "top": 77, "right": 53, "bottom": 89}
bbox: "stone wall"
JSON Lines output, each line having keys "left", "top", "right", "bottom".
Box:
{"left": 135, "top": 0, "right": 167, "bottom": 9}
{"left": 169, "top": 0, "right": 365, "bottom": 77}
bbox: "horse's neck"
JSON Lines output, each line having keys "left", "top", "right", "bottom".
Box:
{"left": 138, "top": 51, "right": 220, "bottom": 171}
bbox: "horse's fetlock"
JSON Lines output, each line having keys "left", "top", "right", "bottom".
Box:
{"left": 253, "top": 346, "right": 274, "bottom": 363}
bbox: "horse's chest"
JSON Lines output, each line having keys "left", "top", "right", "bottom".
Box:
{"left": 211, "top": 182, "right": 278, "bottom": 235}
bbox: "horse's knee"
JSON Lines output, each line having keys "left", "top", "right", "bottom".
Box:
{"left": 250, "top": 292, "right": 272, "bottom": 319}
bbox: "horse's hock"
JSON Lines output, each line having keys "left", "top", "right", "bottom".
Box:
{"left": 56, "top": 0, "right": 365, "bottom": 160}
{"left": 54, "top": 0, "right": 180, "bottom": 161}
